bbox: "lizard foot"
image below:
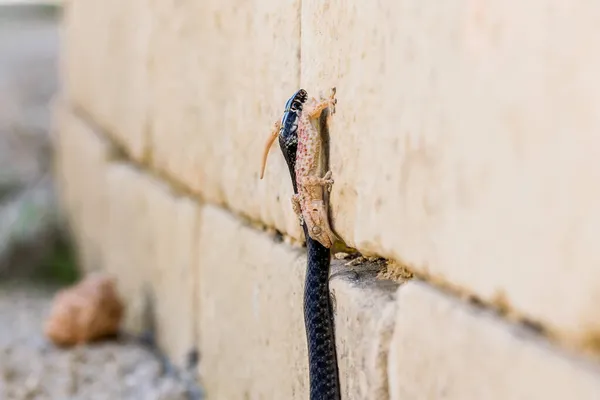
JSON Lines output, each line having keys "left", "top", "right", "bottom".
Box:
{"left": 322, "top": 170, "right": 334, "bottom": 190}
{"left": 307, "top": 88, "right": 338, "bottom": 119}
{"left": 297, "top": 172, "right": 334, "bottom": 188}
{"left": 327, "top": 87, "right": 337, "bottom": 115}
{"left": 318, "top": 87, "right": 337, "bottom": 115}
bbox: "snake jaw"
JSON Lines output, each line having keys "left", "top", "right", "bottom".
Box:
{"left": 260, "top": 122, "right": 281, "bottom": 179}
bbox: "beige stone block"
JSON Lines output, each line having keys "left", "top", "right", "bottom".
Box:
{"left": 301, "top": 0, "right": 600, "bottom": 344}
{"left": 331, "top": 265, "right": 398, "bottom": 400}
{"left": 53, "top": 106, "right": 112, "bottom": 273}
{"left": 148, "top": 0, "right": 304, "bottom": 242}
{"left": 61, "top": 0, "right": 152, "bottom": 160}
{"left": 196, "top": 206, "right": 308, "bottom": 399}
{"left": 145, "top": 180, "right": 200, "bottom": 368}
{"left": 196, "top": 205, "right": 398, "bottom": 399}
{"left": 104, "top": 163, "right": 199, "bottom": 367}
{"left": 104, "top": 164, "right": 155, "bottom": 336}
{"left": 390, "top": 281, "right": 600, "bottom": 399}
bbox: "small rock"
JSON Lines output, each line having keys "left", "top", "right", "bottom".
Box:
{"left": 44, "top": 273, "right": 125, "bottom": 347}
{"left": 334, "top": 252, "right": 350, "bottom": 260}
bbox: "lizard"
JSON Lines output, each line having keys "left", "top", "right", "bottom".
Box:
{"left": 260, "top": 87, "right": 339, "bottom": 249}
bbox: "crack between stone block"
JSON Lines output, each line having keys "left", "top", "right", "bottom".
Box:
{"left": 398, "top": 264, "right": 600, "bottom": 364}
{"left": 186, "top": 197, "right": 202, "bottom": 377}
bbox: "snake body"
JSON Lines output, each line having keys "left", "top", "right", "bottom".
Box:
{"left": 278, "top": 89, "right": 341, "bottom": 400}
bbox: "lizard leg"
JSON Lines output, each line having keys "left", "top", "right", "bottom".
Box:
{"left": 260, "top": 119, "right": 282, "bottom": 179}
{"left": 306, "top": 199, "right": 337, "bottom": 248}
{"left": 298, "top": 170, "right": 334, "bottom": 188}
{"left": 291, "top": 194, "right": 303, "bottom": 224}
{"left": 323, "top": 170, "right": 334, "bottom": 192}
{"left": 306, "top": 87, "right": 337, "bottom": 119}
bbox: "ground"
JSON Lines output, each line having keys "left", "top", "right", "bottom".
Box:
{"left": 0, "top": 283, "right": 201, "bottom": 400}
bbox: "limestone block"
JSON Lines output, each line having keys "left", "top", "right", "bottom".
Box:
{"left": 53, "top": 106, "right": 112, "bottom": 273}
{"left": 301, "top": 0, "right": 600, "bottom": 345}
{"left": 104, "top": 163, "right": 199, "bottom": 368}
{"left": 196, "top": 206, "right": 307, "bottom": 399}
{"left": 148, "top": 0, "right": 304, "bottom": 242}
{"left": 144, "top": 179, "right": 200, "bottom": 368}
{"left": 196, "top": 205, "right": 397, "bottom": 399}
{"left": 390, "top": 281, "right": 600, "bottom": 399}
{"left": 61, "top": 0, "right": 152, "bottom": 160}
{"left": 103, "top": 164, "right": 155, "bottom": 336}
{"left": 331, "top": 263, "right": 399, "bottom": 400}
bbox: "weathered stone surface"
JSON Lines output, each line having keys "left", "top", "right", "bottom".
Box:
{"left": 53, "top": 108, "right": 112, "bottom": 274}
{"left": 103, "top": 163, "right": 153, "bottom": 337}
{"left": 60, "top": 0, "right": 600, "bottom": 347}
{"left": 196, "top": 205, "right": 398, "bottom": 399}
{"left": 390, "top": 281, "right": 600, "bottom": 399}
{"left": 103, "top": 162, "right": 199, "bottom": 368}
{"left": 331, "top": 262, "right": 399, "bottom": 400}
{"left": 57, "top": 0, "right": 600, "bottom": 396}
{"left": 143, "top": 178, "right": 199, "bottom": 368}
{"left": 301, "top": 0, "right": 600, "bottom": 345}
{"left": 196, "top": 205, "right": 307, "bottom": 399}
{"left": 148, "top": 0, "right": 304, "bottom": 242}
{"left": 61, "top": 0, "right": 152, "bottom": 160}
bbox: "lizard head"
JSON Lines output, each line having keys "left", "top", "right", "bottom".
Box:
{"left": 260, "top": 89, "right": 308, "bottom": 180}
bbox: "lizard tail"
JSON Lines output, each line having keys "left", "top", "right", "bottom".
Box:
{"left": 260, "top": 127, "right": 279, "bottom": 179}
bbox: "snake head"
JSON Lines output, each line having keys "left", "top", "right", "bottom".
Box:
{"left": 260, "top": 89, "right": 308, "bottom": 180}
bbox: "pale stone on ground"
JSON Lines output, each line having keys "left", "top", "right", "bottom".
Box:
{"left": 61, "top": 0, "right": 151, "bottom": 160}
{"left": 301, "top": 0, "right": 600, "bottom": 346}
{"left": 104, "top": 162, "right": 199, "bottom": 368}
{"left": 44, "top": 273, "right": 124, "bottom": 346}
{"left": 389, "top": 281, "right": 600, "bottom": 400}
{"left": 196, "top": 205, "right": 397, "bottom": 399}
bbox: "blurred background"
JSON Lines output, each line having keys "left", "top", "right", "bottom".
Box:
{"left": 0, "top": 2, "right": 202, "bottom": 399}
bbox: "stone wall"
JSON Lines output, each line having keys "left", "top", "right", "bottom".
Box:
{"left": 54, "top": 0, "right": 600, "bottom": 398}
